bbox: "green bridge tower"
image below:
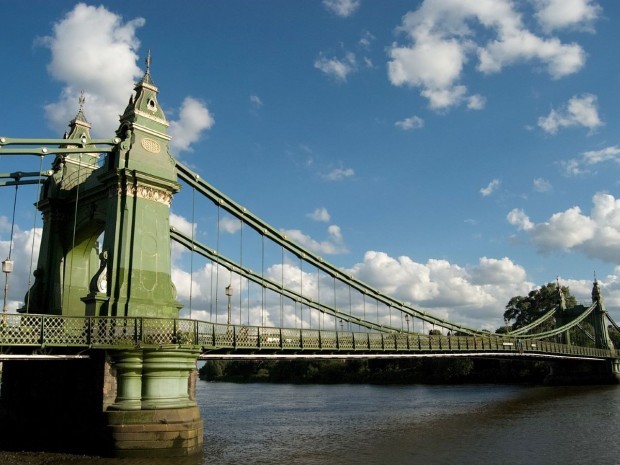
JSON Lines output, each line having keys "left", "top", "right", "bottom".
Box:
{"left": 0, "top": 55, "right": 202, "bottom": 457}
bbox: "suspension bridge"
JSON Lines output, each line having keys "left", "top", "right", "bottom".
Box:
{"left": 0, "top": 55, "right": 618, "bottom": 458}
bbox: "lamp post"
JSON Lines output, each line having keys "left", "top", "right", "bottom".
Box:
{"left": 225, "top": 284, "right": 233, "bottom": 325}
{"left": 2, "top": 258, "right": 13, "bottom": 320}
{"left": 405, "top": 314, "right": 410, "bottom": 332}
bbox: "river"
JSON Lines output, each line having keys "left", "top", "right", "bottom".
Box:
{"left": 1, "top": 382, "right": 618, "bottom": 464}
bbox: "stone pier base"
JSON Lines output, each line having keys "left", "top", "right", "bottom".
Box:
{"left": 104, "top": 406, "right": 203, "bottom": 458}
{"left": 0, "top": 348, "right": 203, "bottom": 458}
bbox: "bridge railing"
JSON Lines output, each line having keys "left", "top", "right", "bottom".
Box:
{"left": 0, "top": 313, "right": 617, "bottom": 360}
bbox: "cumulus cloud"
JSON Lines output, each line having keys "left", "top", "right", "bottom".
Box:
{"left": 347, "top": 251, "right": 533, "bottom": 329}
{"left": 507, "top": 208, "right": 534, "bottom": 231}
{"left": 219, "top": 216, "right": 242, "bottom": 234}
{"left": 534, "top": 0, "right": 601, "bottom": 32}
{"left": 508, "top": 193, "right": 620, "bottom": 264}
{"left": 322, "top": 167, "right": 355, "bottom": 181}
{"left": 40, "top": 3, "right": 145, "bottom": 136}
{"left": 322, "top": 0, "right": 360, "bottom": 17}
{"left": 281, "top": 225, "right": 348, "bottom": 255}
{"left": 467, "top": 94, "right": 486, "bottom": 110}
{"left": 388, "top": 0, "right": 588, "bottom": 110}
{"left": 40, "top": 4, "right": 213, "bottom": 152}
{"left": 533, "top": 178, "right": 552, "bottom": 193}
{"left": 538, "top": 94, "right": 602, "bottom": 135}
{"left": 314, "top": 52, "right": 357, "bottom": 82}
{"left": 170, "top": 212, "right": 195, "bottom": 237}
{"left": 562, "top": 146, "right": 620, "bottom": 176}
{"left": 169, "top": 97, "right": 215, "bottom": 153}
{"left": 307, "top": 208, "right": 331, "bottom": 222}
{"left": 395, "top": 116, "right": 424, "bottom": 131}
{"left": 480, "top": 179, "right": 501, "bottom": 197}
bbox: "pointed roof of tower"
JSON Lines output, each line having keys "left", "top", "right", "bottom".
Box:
{"left": 66, "top": 91, "right": 92, "bottom": 139}
{"left": 118, "top": 50, "right": 169, "bottom": 133}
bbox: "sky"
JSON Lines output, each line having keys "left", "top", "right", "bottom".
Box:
{"left": 1, "top": 0, "right": 620, "bottom": 331}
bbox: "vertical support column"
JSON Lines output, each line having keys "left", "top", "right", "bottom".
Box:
{"left": 141, "top": 349, "right": 200, "bottom": 409}
{"left": 109, "top": 350, "right": 143, "bottom": 410}
{"left": 103, "top": 348, "right": 203, "bottom": 457}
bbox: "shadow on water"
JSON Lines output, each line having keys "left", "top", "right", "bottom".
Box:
{"left": 0, "top": 452, "right": 204, "bottom": 465}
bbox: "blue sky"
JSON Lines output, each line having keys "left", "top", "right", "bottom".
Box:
{"left": 1, "top": 0, "right": 620, "bottom": 329}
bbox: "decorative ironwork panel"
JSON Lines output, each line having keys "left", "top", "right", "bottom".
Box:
{"left": 142, "top": 318, "right": 175, "bottom": 345}
{"left": 368, "top": 333, "right": 383, "bottom": 350}
{"left": 0, "top": 314, "right": 40, "bottom": 345}
{"left": 281, "top": 328, "right": 301, "bottom": 349}
{"left": 338, "top": 333, "right": 354, "bottom": 350}
{"left": 299, "top": 329, "right": 320, "bottom": 349}
{"left": 197, "top": 321, "right": 215, "bottom": 346}
{"left": 235, "top": 326, "right": 259, "bottom": 348}
{"left": 352, "top": 332, "right": 369, "bottom": 350}
{"left": 213, "top": 324, "right": 235, "bottom": 347}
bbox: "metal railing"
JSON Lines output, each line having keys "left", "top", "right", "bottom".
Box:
{"left": 0, "top": 313, "right": 617, "bottom": 360}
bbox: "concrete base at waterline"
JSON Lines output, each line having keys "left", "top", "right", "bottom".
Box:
{"left": 103, "top": 406, "right": 203, "bottom": 458}
{"left": 544, "top": 359, "right": 620, "bottom": 385}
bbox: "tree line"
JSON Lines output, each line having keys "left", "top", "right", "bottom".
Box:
{"left": 199, "top": 282, "right": 619, "bottom": 385}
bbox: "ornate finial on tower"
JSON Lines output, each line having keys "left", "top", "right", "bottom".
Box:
{"left": 592, "top": 275, "right": 603, "bottom": 304}
{"left": 145, "top": 49, "right": 152, "bottom": 74}
{"left": 139, "top": 49, "right": 155, "bottom": 87}
{"left": 78, "top": 90, "right": 86, "bottom": 111}
{"left": 68, "top": 90, "right": 91, "bottom": 130}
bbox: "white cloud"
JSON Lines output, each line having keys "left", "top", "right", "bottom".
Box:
{"left": 322, "top": 167, "right": 355, "bottom": 181}
{"left": 314, "top": 52, "right": 357, "bottom": 82}
{"left": 219, "top": 216, "right": 242, "bottom": 234}
{"left": 395, "top": 116, "right": 424, "bottom": 131}
{"left": 387, "top": 0, "right": 588, "bottom": 111}
{"left": 582, "top": 146, "right": 620, "bottom": 165}
{"left": 281, "top": 225, "right": 348, "bottom": 255}
{"left": 41, "top": 4, "right": 213, "bottom": 153}
{"left": 534, "top": 0, "right": 601, "bottom": 32}
{"left": 507, "top": 208, "right": 534, "bottom": 231}
{"left": 359, "top": 30, "right": 375, "bottom": 49}
{"left": 170, "top": 212, "right": 195, "bottom": 237}
{"left": 348, "top": 251, "right": 533, "bottom": 329}
{"left": 508, "top": 193, "right": 620, "bottom": 264}
{"left": 480, "top": 179, "right": 501, "bottom": 197}
{"left": 41, "top": 3, "right": 145, "bottom": 136}
{"left": 533, "top": 178, "right": 552, "bottom": 192}
{"left": 169, "top": 97, "right": 215, "bottom": 153}
{"left": 467, "top": 94, "right": 486, "bottom": 110}
{"left": 250, "top": 94, "right": 263, "bottom": 108}
{"left": 322, "top": 0, "right": 360, "bottom": 17}
{"left": 538, "top": 94, "right": 602, "bottom": 135}
{"left": 308, "top": 208, "right": 331, "bottom": 222}
{"left": 561, "top": 146, "right": 620, "bottom": 177}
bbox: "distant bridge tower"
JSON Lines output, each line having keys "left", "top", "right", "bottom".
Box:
{"left": 2, "top": 54, "right": 202, "bottom": 458}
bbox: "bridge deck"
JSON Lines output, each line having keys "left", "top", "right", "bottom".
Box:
{"left": 0, "top": 313, "right": 617, "bottom": 361}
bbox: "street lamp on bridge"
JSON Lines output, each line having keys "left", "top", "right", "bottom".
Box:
{"left": 2, "top": 258, "right": 13, "bottom": 318}
{"left": 225, "top": 284, "right": 233, "bottom": 325}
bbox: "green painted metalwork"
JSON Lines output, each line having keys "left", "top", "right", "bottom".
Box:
{"left": 176, "top": 161, "right": 487, "bottom": 337}
{"left": 0, "top": 312, "right": 617, "bottom": 361}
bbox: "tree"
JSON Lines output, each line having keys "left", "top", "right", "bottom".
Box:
{"left": 504, "top": 282, "right": 576, "bottom": 331}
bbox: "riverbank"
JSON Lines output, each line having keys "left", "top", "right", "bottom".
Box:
{"left": 199, "top": 358, "right": 550, "bottom": 384}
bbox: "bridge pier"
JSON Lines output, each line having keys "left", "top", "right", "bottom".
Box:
{"left": 103, "top": 348, "right": 203, "bottom": 458}
{"left": 0, "top": 348, "right": 203, "bottom": 458}
{"left": 544, "top": 359, "right": 620, "bottom": 385}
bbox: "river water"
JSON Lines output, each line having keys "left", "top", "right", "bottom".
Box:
{"left": 2, "top": 382, "right": 619, "bottom": 464}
